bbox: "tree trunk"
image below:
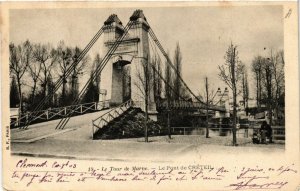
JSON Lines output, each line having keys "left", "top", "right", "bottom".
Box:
{"left": 145, "top": 95, "right": 148, "bottom": 143}
{"left": 268, "top": 87, "right": 272, "bottom": 125}
{"left": 206, "top": 107, "right": 209, "bottom": 138}
{"left": 17, "top": 77, "right": 23, "bottom": 112}
{"left": 266, "top": 66, "right": 273, "bottom": 125}
{"left": 231, "top": 47, "right": 237, "bottom": 146}
{"left": 62, "top": 80, "right": 66, "bottom": 105}
{"left": 144, "top": 62, "right": 149, "bottom": 143}
{"left": 232, "top": 89, "right": 237, "bottom": 146}
{"left": 167, "top": 109, "right": 171, "bottom": 139}
{"left": 205, "top": 77, "right": 209, "bottom": 138}
{"left": 31, "top": 80, "right": 37, "bottom": 109}
{"left": 256, "top": 73, "right": 259, "bottom": 108}
{"left": 258, "top": 71, "right": 262, "bottom": 109}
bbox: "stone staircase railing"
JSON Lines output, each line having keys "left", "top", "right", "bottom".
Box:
{"left": 92, "top": 99, "right": 133, "bottom": 138}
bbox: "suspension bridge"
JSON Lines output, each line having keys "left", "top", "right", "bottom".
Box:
{"left": 10, "top": 10, "right": 227, "bottom": 141}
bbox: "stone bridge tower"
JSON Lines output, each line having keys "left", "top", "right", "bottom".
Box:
{"left": 100, "top": 10, "right": 157, "bottom": 120}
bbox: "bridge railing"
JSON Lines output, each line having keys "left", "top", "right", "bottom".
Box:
{"left": 10, "top": 100, "right": 110, "bottom": 128}
{"left": 156, "top": 100, "right": 225, "bottom": 111}
{"left": 171, "top": 126, "right": 285, "bottom": 141}
{"left": 92, "top": 100, "right": 133, "bottom": 138}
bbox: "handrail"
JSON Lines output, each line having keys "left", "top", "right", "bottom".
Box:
{"left": 156, "top": 100, "right": 226, "bottom": 112}
{"left": 10, "top": 100, "right": 109, "bottom": 117}
{"left": 92, "top": 100, "right": 134, "bottom": 138}
{"left": 10, "top": 100, "right": 110, "bottom": 127}
{"left": 92, "top": 100, "right": 132, "bottom": 124}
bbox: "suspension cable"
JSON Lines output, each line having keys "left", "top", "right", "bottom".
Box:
{"left": 147, "top": 27, "right": 224, "bottom": 110}
{"left": 21, "top": 26, "right": 105, "bottom": 128}
{"left": 148, "top": 34, "right": 189, "bottom": 102}
{"left": 32, "top": 26, "right": 104, "bottom": 112}
{"left": 56, "top": 21, "right": 135, "bottom": 129}
{"left": 148, "top": 29, "right": 202, "bottom": 102}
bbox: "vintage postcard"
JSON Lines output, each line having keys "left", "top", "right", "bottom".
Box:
{"left": 1, "top": 1, "right": 299, "bottom": 191}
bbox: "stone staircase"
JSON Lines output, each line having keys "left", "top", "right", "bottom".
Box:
{"left": 93, "top": 107, "right": 164, "bottom": 140}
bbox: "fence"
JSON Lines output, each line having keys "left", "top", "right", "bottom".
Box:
{"left": 171, "top": 125, "right": 285, "bottom": 141}
{"left": 10, "top": 100, "right": 110, "bottom": 128}
{"left": 92, "top": 100, "right": 133, "bottom": 138}
{"left": 171, "top": 127, "right": 247, "bottom": 137}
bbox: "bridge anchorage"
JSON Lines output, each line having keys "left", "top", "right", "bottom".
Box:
{"left": 11, "top": 9, "right": 226, "bottom": 133}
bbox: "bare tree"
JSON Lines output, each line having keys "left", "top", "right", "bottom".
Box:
{"left": 32, "top": 43, "right": 56, "bottom": 103}
{"left": 134, "top": 56, "right": 153, "bottom": 142}
{"left": 251, "top": 50, "right": 285, "bottom": 124}
{"left": 164, "top": 54, "right": 173, "bottom": 139}
{"left": 173, "top": 42, "right": 182, "bottom": 100}
{"left": 218, "top": 43, "right": 244, "bottom": 146}
{"left": 164, "top": 57, "right": 173, "bottom": 101}
{"left": 205, "top": 77, "right": 210, "bottom": 138}
{"left": 27, "top": 53, "right": 42, "bottom": 108}
{"left": 151, "top": 55, "right": 162, "bottom": 102}
{"left": 270, "top": 50, "right": 285, "bottom": 122}
{"left": 261, "top": 56, "right": 273, "bottom": 124}
{"left": 93, "top": 54, "right": 102, "bottom": 101}
{"left": 69, "top": 46, "right": 89, "bottom": 102}
{"left": 277, "top": 50, "right": 285, "bottom": 112}
{"left": 9, "top": 41, "right": 31, "bottom": 112}
{"left": 241, "top": 64, "right": 249, "bottom": 114}
{"left": 251, "top": 56, "right": 264, "bottom": 109}
{"left": 83, "top": 64, "right": 99, "bottom": 103}
{"left": 200, "top": 77, "right": 217, "bottom": 138}
{"left": 93, "top": 54, "right": 102, "bottom": 93}
{"left": 55, "top": 41, "right": 73, "bottom": 106}
{"left": 10, "top": 76, "right": 20, "bottom": 108}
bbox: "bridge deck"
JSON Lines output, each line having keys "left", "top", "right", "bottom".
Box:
{"left": 11, "top": 108, "right": 112, "bottom": 142}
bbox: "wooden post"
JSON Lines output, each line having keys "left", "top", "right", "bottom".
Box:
{"left": 80, "top": 105, "right": 83, "bottom": 114}
{"left": 64, "top": 107, "right": 67, "bottom": 116}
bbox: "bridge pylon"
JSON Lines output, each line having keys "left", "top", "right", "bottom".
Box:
{"left": 101, "top": 10, "right": 157, "bottom": 121}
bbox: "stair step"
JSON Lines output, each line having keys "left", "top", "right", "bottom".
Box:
{"left": 93, "top": 107, "right": 165, "bottom": 140}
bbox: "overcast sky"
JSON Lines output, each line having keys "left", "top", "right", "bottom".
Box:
{"left": 10, "top": 5, "right": 283, "bottom": 99}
